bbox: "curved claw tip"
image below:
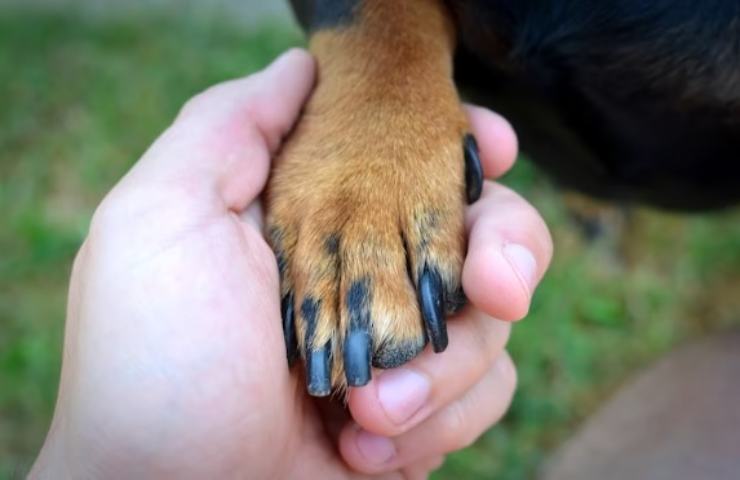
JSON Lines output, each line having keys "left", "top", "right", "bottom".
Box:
{"left": 307, "top": 344, "right": 332, "bottom": 397}
{"left": 464, "top": 134, "right": 483, "bottom": 204}
{"left": 419, "top": 266, "right": 448, "bottom": 353}
{"left": 281, "top": 293, "right": 298, "bottom": 366}
{"left": 344, "top": 329, "right": 372, "bottom": 387}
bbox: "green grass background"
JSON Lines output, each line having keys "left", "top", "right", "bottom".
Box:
{"left": 1, "top": 8, "right": 739, "bottom": 479}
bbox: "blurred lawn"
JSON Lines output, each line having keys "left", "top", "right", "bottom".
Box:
{"left": 1, "top": 8, "right": 739, "bottom": 480}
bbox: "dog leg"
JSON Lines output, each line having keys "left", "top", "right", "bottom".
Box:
{"left": 268, "top": 0, "right": 481, "bottom": 396}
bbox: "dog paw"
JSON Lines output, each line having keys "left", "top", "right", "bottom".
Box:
{"left": 266, "top": 86, "right": 482, "bottom": 396}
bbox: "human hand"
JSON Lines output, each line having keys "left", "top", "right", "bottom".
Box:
{"left": 31, "top": 49, "right": 552, "bottom": 479}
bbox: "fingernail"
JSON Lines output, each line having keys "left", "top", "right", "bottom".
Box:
{"left": 503, "top": 243, "right": 537, "bottom": 295}
{"left": 356, "top": 429, "right": 396, "bottom": 465}
{"left": 377, "top": 368, "right": 430, "bottom": 425}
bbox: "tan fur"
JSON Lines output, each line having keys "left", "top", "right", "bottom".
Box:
{"left": 266, "top": 0, "right": 468, "bottom": 390}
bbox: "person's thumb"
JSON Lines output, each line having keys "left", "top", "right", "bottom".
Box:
{"left": 121, "top": 48, "right": 316, "bottom": 210}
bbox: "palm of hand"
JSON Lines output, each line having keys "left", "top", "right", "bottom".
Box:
{"left": 69, "top": 195, "right": 358, "bottom": 478}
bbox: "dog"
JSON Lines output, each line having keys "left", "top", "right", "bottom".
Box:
{"left": 267, "top": 0, "right": 740, "bottom": 396}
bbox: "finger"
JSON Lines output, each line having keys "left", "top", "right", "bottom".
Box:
{"left": 340, "top": 352, "right": 516, "bottom": 474}
{"left": 463, "top": 181, "right": 553, "bottom": 321}
{"left": 464, "top": 104, "right": 518, "bottom": 179}
{"left": 399, "top": 455, "right": 446, "bottom": 480}
{"left": 123, "top": 48, "right": 316, "bottom": 210}
{"left": 347, "top": 308, "right": 510, "bottom": 436}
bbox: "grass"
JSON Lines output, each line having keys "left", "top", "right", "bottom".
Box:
{"left": 1, "top": 8, "right": 738, "bottom": 479}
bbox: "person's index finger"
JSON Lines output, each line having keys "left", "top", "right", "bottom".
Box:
{"left": 464, "top": 104, "right": 518, "bottom": 179}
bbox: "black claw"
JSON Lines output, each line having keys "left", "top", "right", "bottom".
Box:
{"left": 344, "top": 279, "right": 372, "bottom": 386}
{"left": 302, "top": 298, "right": 332, "bottom": 397}
{"left": 464, "top": 134, "right": 483, "bottom": 204}
{"left": 307, "top": 344, "right": 332, "bottom": 397}
{"left": 344, "top": 330, "right": 371, "bottom": 386}
{"left": 281, "top": 293, "right": 298, "bottom": 366}
{"left": 419, "top": 266, "right": 448, "bottom": 353}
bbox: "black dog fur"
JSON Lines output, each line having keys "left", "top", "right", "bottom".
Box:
{"left": 292, "top": 0, "right": 740, "bottom": 210}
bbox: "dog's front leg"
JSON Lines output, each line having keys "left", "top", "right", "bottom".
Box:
{"left": 268, "top": 0, "right": 482, "bottom": 396}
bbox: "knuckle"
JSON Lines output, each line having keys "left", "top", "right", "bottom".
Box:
{"left": 470, "top": 316, "right": 511, "bottom": 366}
{"left": 486, "top": 319, "right": 511, "bottom": 357}
{"left": 177, "top": 83, "right": 229, "bottom": 120}
{"left": 470, "top": 322, "right": 497, "bottom": 367}
{"left": 89, "top": 192, "right": 122, "bottom": 232}
{"left": 177, "top": 90, "right": 209, "bottom": 119}
{"left": 498, "top": 352, "right": 518, "bottom": 392}
{"left": 90, "top": 187, "right": 147, "bottom": 229}
{"left": 441, "top": 401, "right": 475, "bottom": 450}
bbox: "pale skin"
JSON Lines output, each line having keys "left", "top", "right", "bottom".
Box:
{"left": 30, "top": 49, "right": 552, "bottom": 479}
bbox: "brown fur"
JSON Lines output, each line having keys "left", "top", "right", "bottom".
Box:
{"left": 266, "top": 0, "right": 468, "bottom": 390}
